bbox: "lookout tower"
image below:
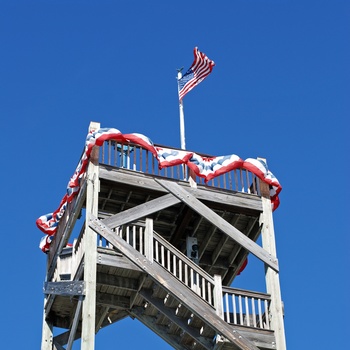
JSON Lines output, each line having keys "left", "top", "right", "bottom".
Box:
{"left": 40, "top": 121, "right": 286, "bottom": 350}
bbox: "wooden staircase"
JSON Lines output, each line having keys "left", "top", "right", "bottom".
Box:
{"left": 45, "top": 216, "right": 275, "bottom": 350}
{"left": 87, "top": 216, "right": 275, "bottom": 350}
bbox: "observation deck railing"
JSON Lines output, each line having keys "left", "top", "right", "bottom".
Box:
{"left": 99, "top": 141, "right": 261, "bottom": 195}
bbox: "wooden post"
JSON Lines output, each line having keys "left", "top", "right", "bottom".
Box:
{"left": 145, "top": 218, "right": 154, "bottom": 261}
{"left": 259, "top": 158, "right": 286, "bottom": 350}
{"left": 213, "top": 274, "right": 224, "bottom": 319}
{"left": 41, "top": 297, "right": 53, "bottom": 350}
{"left": 81, "top": 121, "right": 100, "bottom": 350}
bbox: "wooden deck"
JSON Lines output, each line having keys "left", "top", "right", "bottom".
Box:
{"left": 42, "top": 137, "right": 283, "bottom": 350}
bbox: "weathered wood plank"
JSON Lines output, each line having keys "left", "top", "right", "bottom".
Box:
{"left": 97, "top": 249, "right": 143, "bottom": 272}
{"left": 99, "top": 165, "right": 263, "bottom": 213}
{"left": 89, "top": 216, "right": 260, "bottom": 350}
{"left": 97, "top": 272, "right": 139, "bottom": 291}
{"left": 131, "top": 307, "right": 188, "bottom": 350}
{"left": 227, "top": 326, "right": 276, "bottom": 350}
{"left": 81, "top": 121, "right": 100, "bottom": 350}
{"left": 260, "top": 194, "right": 286, "bottom": 349}
{"left": 66, "top": 296, "right": 83, "bottom": 350}
{"left": 139, "top": 289, "right": 213, "bottom": 350}
{"left": 44, "top": 281, "right": 85, "bottom": 297}
{"left": 101, "top": 193, "right": 180, "bottom": 229}
{"left": 155, "top": 178, "right": 279, "bottom": 272}
{"left": 96, "top": 293, "right": 130, "bottom": 309}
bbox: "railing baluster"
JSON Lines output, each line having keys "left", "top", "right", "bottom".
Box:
{"left": 202, "top": 276, "right": 206, "bottom": 301}
{"left": 161, "top": 244, "right": 165, "bottom": 267}
{"left": 252, "top": 297, "right": 257, "bottom": 328}
{"left": 252, "top": 174, "right": 257, "bottom": 194}
{"left": 234, "top": 169, "right": 239, "bottom": 191}
{"left": 179, "top": 259, "right": 182, "bottom": 282}
{"left": 108, "top": 140, "right": 112, "bottom": 165}
{"left": 264, "top": 299, "right": 270, "bottom": 329}
{"left": 258, "top": 298, "right": 263, "bottom": 328}
{"left": 245, "top": 170, "right": 250, "bottom": 193}
{"left": 223, "top": 172, "right": 227, "bottom": 189}
{"left": 167, "top": 249, "right": 171, "bottom": 271}
{"left": 154, "top": 240, "right": 159, "bottom": 262}
{"left": 152, "top": 154, "right": 155, "bottom": 175}
{"left": 132, "top": 225, "right": 136, "bottom": 249}
{"left": 239, "top": 295, "right": 243, "bottom": 325}
{"left": 224, "top": 292, "right": 230, "bottom": 322}
{"left": 240, "top": 168, "right": 244, "bottom": 192}
{"left": 138, "top": 225, "right": 141, "bottom": 251}
{"left": 208, "top": 282, "right": 212, "bottom": 305}
{"left": 232, "top": 294, "right": 237, "bottom": 324}
{"left": 126, "top": 226, "right": 129, "bottom": 244}
{"left": 173, "top": 254, "right": 176, "bottom": 277}
{"left": 245, "top": 296, "right": 250, "bottom": 326}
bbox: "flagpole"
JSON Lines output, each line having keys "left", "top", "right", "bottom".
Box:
{"left": 177, "top": 70, "right": 186, "bottom": 150}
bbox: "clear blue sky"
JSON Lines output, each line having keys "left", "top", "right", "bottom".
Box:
{"left": 1, "top": 1, "right": 348, "bottom": 349}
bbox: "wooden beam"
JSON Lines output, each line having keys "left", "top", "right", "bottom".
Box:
{"left": 131, "top": 307, "right": 188, "bottom": 350}
{"left": 96, "top": 293, "right": 130, "bottom": 309}
{"left": 95, "top": 307, "right": 110, "bottom": 333}
{"left": 81, "top": 121, "right": 100, "bottom": 350}
{"left": 96, "top": 272, "right": 139, "bottom": 291}
{"left": 66, "top": 296, "right": 83, "bottom": 350}
{"left": 99, "top": 165, "right": 263, "bottom": 213}
{"left": 53, "top": 341, "right": 66, "bottom": 350}
{"left": 101, "top": 193, "right": 180, "bottom": 229}
{"left": 97, "top": 249, "right": 143, "bottom": 272}
{"left": 155, "top": 179, "right": 279, "bottom": 272}
{"left": 260, "top": 196, "right": 287, "bottom": 350}
{"left": 139, "top": 289, "right": 213, "bottom": 350}
{"left": 44, "top": 281, "right": 85, "bottom": 297}
{"left": 41, "top": 302, "right": 53, "bottom": 350}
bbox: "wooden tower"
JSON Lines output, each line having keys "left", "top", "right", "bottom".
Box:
{"left": 41, "top": 121, "right": 286, "bottom": 350}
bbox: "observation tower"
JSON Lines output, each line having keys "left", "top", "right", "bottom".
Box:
{"left": 40, "top": 121, "right": 286, "bottom": 350}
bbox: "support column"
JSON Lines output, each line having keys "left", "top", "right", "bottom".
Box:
{"left": 259, "top": 159, "right": 286, "bottom": 350}
{"left": 81, "top": 122, "right": 100, "bottom": 350}
{"left": 41, "top": 297, "right": 53, "bottom": 350}
{"left": 144, "top": 218, "right": 154, "bottom": 261}
{"left": 213, "top": 274, "right": 223, "bottom": 319}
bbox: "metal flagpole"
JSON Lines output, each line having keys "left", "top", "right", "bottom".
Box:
{"left": 177, "top": 69, "right": 186, "bottom": 151}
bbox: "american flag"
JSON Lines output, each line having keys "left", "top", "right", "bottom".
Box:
{"left": 178, "top": 47, "right": 215, "bottom": 101}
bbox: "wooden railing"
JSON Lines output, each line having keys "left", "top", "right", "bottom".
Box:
{"left": 51, "top": 218, "right": 272, "bottom": 330}
{"left": 222, "top": 286, "right": 271, "bottom": 330}
{"left": 96, "top": 220, "right": 216, "bottom": 306}
{"left": 99, "top": 141, "right": 261, "bottom": 195}
{"left": 95, "top": 220, "right": 272, "bottom": 330}
{"left": 47, "top": 176, "right": 87, "bottom": 281}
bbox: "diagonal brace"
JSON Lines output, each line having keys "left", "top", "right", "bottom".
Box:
{"left": 155, "top": 178, "right": 279, "bottom": 272}
{"left": 101, "top": 193, "right": 180, "bottom": 229}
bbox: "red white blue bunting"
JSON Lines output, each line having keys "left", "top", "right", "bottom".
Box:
{"left": 37, "top": 128, "right": 282, "bottom": 252}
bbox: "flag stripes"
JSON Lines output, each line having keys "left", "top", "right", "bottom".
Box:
{"left": 178, "top": 47, "right": 215, "bottom": 100}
